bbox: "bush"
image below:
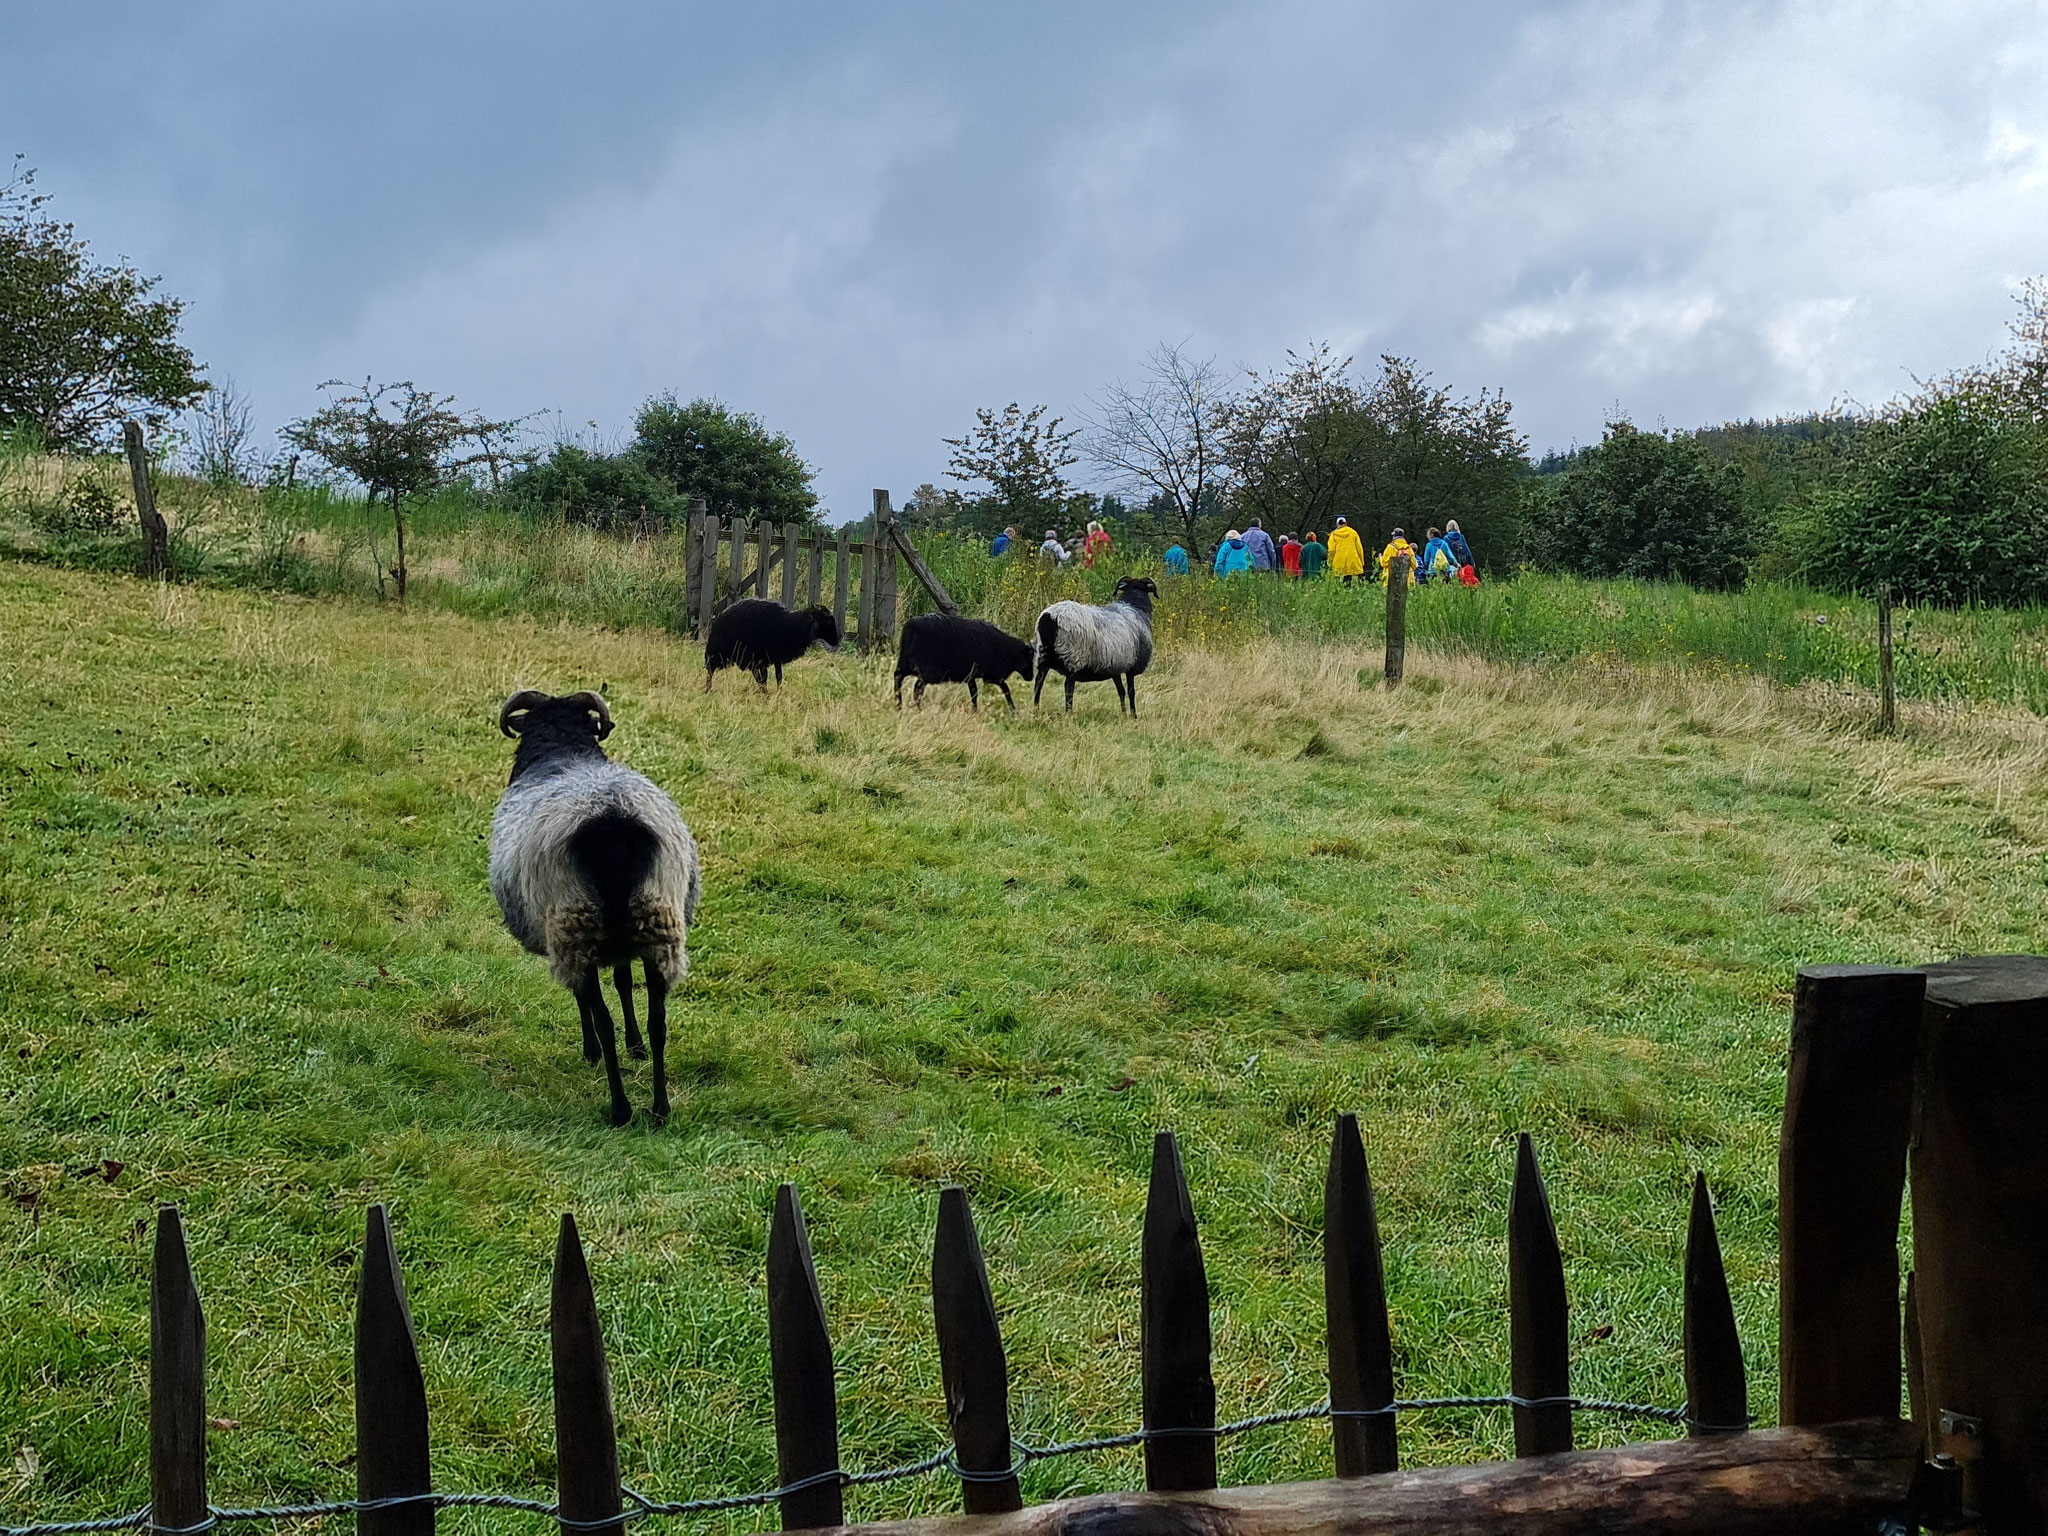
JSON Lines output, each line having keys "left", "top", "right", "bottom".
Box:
{"left": 499, "top": 444, "right": 686, "bottom": 531}
{"left": 1786, "top": 391, "right": 2048, "bottom": 607}
{"left": 1526, "top": 421, "right": 1756, "bottom": 589}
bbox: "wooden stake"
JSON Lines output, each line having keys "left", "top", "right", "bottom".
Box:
{"left": 1325, "top": 1113, "right": 1397, "bottom": 1474}
{"left": 150, "top": 1207, "right": 207, "bottom": 1536}
{"left": 1778, "top": 964, "right": 1922, "bottom": 1426}
{"left": 551, "top": 1214, "right": 622, "bottom": 1536}
{"left": 1383, "top": 551, "right": 1410, "bottom": 687}
{"left": 1682, "top": 1175, "right": 1746, "bottom": 1438}
{"left": 1508, "top": 1134, "right": 1571, "bottom": 1456}
{"left": 932, "top": 1187, "right": 1022, "bottom": 1514}
{"left": 124, "top": 419, "right": 170, "bottom": 579}
{"left": 1142, "top": 1131, "right": 1216, "bottom": 1492}
{"left": 768, "top": 1185, "right": 843, "bottom": 1531}
{"left": 781, "top": 521, "right": 800, "bottom": 606}
{"left": 1876, "top": 584, "right": 1896, "bottom": 734}
{"left": 358, "top": 1204, "right": 433, "bottom": 1536}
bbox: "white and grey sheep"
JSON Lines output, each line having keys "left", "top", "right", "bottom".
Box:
{"left": 1033, "top": 576, "right": 1158, "bottom": 715}
{"left": 489, "top": 689, "right": 700, "bottom": 1126}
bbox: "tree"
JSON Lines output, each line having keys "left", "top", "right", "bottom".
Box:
{"left": 0, "top": 160, "right": 205, "bottom": 448}
{"left": 1350, "top": 356, "right": 1528, "bottom": 565}
{"left": 1085, "top": 343, "right": 1225, "bottom": 557}
{"left": 282, "top": 378, "right": 516, "bottom": 602}
{"left": 1214, "top": 343, "right": 1368, "bottom": 540}
{"left": 632, "top": 394, "right": 818, "bottom": 523}
{"left": 1526, "top": 420, "right": 1756, "bottom": 588}
{"left": 944, "top": 403, "right": 1079, "bottom": 536}
{"left": 189, "top": 374, "right": 262, "bottom": 486}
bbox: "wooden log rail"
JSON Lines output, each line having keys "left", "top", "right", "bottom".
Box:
{"left": 816, "top": 1421, "right": 1920, "bottom": 1536}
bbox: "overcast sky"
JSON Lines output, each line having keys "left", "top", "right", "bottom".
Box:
{"left": 9, "top": 1, "right": 2047, "bottom": 520}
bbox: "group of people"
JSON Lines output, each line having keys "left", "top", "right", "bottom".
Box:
{"left": 1201, "top": 517, "right": 1479, "bottom": 586}
{"left": 990, "top": 515, "right": 1479, "bottom": 586}
{"left": 994, "top": 522, "right": 1117, "bottom": 568}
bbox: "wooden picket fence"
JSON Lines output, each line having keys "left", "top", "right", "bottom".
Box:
{"left": 49, "top": 959, "right": 2048, "bottom": 1533}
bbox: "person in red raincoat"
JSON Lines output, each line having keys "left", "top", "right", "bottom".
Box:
{"left": 1280, "top": 534, "right": 1302, "bottom": 576}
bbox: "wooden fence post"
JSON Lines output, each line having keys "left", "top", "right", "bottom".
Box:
{"left": 551, "top": 1214, "right": 623, "bottom": 1536}
{"left": 1325, "top": 1113, "right": 1397, "bottom": 1474}
{"left": 696, "top": 508, "right": 719, "bottom": 634}
{"left": 1778, "top": 964, "right": 1923, "bottom": 1426}
{"left": 1682, "top": 1175, "right": 1746, "bottom": 1438}
{"left": 124, "top": 419, "right": 171, "bottom": 579}
{"left": 833, "top": 528, "right": 852, "bottom": 645}
{"left": 1912, "top": 955, "right": 2048, "bottom": 1532}
{"left": 755, "top": 518, "right": 774, "bottom": 599}
{"left": 768, "top": 1184, "right": 843, "bottom": 1531}
{"left": 151, "top": 1206, "right": 207, "bottom": 1536}
{"left": 358, "top": 1203, "right": 433, "bottom": 1536}
{"left": 932, "top": 1187, "right": 1022, "bottom": 1514}
{"left": 871, "top": 491, "right": 899, "bottom": 649}
{"left": 686, "top": 498, "right": 709, "bottom": 634}
{"left": 727, "top": 517, "right": 747, "bottom": 606}
{"left": 1877, "top": 584, "right": 1896, "bottom": 734}
{"left": 781, "top": 522, "right": 800, "bottom": 607}
{"left": 807, "top": 531, "right": 824, "bottom": 612}
{"left": 1142, "top": 1130, "right": 1216, "bottom": 1492}
{"left": 856, "top": 528, "right": 876, "bottom": 653}
{"left": 1383, "top": 551, "right": 1409, "bottom": 687}
{"left": 1509, "top": 1133, "right": 1571, "bottom": 1456}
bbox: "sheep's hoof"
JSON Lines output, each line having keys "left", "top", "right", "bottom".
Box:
{"left": 650, "top": 1098, "right": 671, "bottom": 1125}
{"left": 583, "top": 1044, "right": 602, "bottom": 1065}
{"left": 626, "top": 1039, "right": 648, "bottom": 1061}
{"left": 607, "top": 1101, "right": 633, "bottom": 1128}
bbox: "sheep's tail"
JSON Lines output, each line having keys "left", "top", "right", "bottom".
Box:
{"left": 544, "top": 814, "right": 688, "bottom": 985}
{"left": 1035, "top": 610, "right": 1059, "bottom": 676}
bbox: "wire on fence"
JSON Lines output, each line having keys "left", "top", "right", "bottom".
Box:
{"left": 1, "top": 1393, "right": 1726, "bottom": 1536}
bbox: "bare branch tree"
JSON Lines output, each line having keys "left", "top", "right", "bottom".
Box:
{"left": 189, "top": 374, "right": 261, "bottom": 486}
{"left": 1084, "top": 342, "right": 1225, "bottom": 557}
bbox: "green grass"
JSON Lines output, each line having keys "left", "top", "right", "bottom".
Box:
{"left": 4, "top": 560, "right": 2044, "bottom": 1524}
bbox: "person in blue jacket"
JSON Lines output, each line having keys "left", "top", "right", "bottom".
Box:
{"left": 1444, "top": 519, "right": 1474, "bottom": 570}
{"left": 1163, "top": 544, "right": 1190, "bottom": 575}
{"left": 1213, "top": 530, "right": 1252, "bottom": 577}
{"left": 1241, "top": 519, "right": 1277, "bottom": 571}
{"left": 991, "top": 526, "right": 1016, "bottom": 556}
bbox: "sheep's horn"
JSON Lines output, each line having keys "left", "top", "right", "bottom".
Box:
{"left": 561, "top": 690, "right": 614, "bottom": 739}
{"left": 499, "top": 689, "right": 551, "bottom": 738}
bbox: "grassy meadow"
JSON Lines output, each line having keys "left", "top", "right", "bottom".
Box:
{"left": 3, "top": 558, "right": 2045, "bottom": 1525}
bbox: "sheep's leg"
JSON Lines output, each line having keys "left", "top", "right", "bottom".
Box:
{"left": 774, "top": 663, "right": 784, "bottom": 685}
{"left": 1126, "top": 672, "right": 1139, "bottom": 717}
{"left": 914, "top": 679, "right": 927, "bottom": 708}
{"left": 1112, "top": 675, "right": 1128, "bottom": 713}
{"left": 995, "top": 680, "right": 1017, "bottom": 712}
{"left": 574, "top": 965, "right": 632, "bottom": 1127}
{"left": 753, "top": 666, "right": 770, "bottom": 692}
{"left": 615, "top": 961, "right": 645, "bottom": 1060}
{"left": 967, "top": 678, "right": 979, "bottom": 712}
{"left": 1064, "top": 676, "right": 1076, "bottom": 713}
{"left": 577, "top": 991, "right": 601, "bottom": 1064}
{"left": 644, "top": 958, "right": 671, "bottom": 1124}
{"left": 894, "top": 672, "right": 907, "bottom": 708}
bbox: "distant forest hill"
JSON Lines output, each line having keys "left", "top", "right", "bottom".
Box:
{"left": 1533, "top": 411, "right": 1873, "bottom": 521}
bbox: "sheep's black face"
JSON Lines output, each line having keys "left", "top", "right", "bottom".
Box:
{"left": 1114, "top": 577, "right": 1159, "bottom": 606}
{"left": 811, "top": 608, "right": 843, "bottom": 650}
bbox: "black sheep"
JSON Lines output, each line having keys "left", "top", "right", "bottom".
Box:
{"left": 894, "top": 614, "right": 1036, "bottom": 711}
{"left": 703, "top": 600, "right": 842, "bottom": 691}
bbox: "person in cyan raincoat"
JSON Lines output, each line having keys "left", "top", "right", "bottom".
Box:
{"left": 1163, "top": 544, "right": 1191, "bottom": 576}
{"left": 1326, "top": 518, "right": 1366, "bottom": 583}
{"left": 1213, "top": 530, "right": 1252, "bottom": 576}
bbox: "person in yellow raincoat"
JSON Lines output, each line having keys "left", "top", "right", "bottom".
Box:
{"left": 1326, "top": 517, "right": 1366, "bottom": 584}
{"left": 1376, "top": 528, "right": 1418, "bottom": 585}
